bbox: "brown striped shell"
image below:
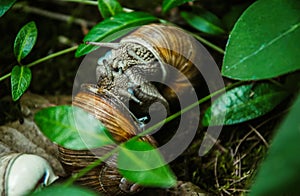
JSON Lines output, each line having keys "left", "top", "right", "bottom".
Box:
{"left": 58, "top": 87, "right": 156, "bottom": 195}
{"left": 61, "top": 24, "right": 202, "bottom": 195}
{"left": 95, "top": 24, "right": 201, "bottom": 112}
{"left": 119, "top": 23, "right": 200, "bottom": 101}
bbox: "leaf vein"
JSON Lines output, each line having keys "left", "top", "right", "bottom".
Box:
{"left": 230, "top": 22, "right": 300, "bottom": 70}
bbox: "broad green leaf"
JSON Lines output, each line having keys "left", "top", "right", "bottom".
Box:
{"left": 162, "top": 0, "right": 193, "bottom": 13}
{"left": 202, "top": 82, "right": 289, "bottom": 126}
{"left": 98, "top": 0, "right": 123, "bottom": 19}
{"left": 0, "top": 0, "right": 16, "bottom": 17}
{"left": 75, "top": 12, "right": 157, "bottom": 57}
{"left": 14, "top": 21, "right": 38, "bottom": 63}
{"left": 181, "top": 11, "right": 225, "bottom": 35}
{"left": 11, "top": 65, "right": 31, "bottom": 101}
{"left": 249, "top": 93, "right": 300, "bottom": 196}
{"left": 34, "top": 105, "right": 114, "bottom": 150}
{"left": 118, "top": 140, "right": 176, "bottom": 187}
{"left": 31, "top": 185, "right": 98, "bottom": 196}
{"left": 222, "top": 0, "right": 300, "bottom": 80}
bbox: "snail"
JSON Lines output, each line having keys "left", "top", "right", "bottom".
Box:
{"left": 0, "top": 93, "right": 67, "bottom": 195}
{"left": 88, "top": 23, "right": 201, "bottom": 115}
{"left": 0, "top": 153, "right": 58, "bottom": 195}
{"left": 58, "top": 86, "right": 157, "bottom": 195}
{"left": 60, "top": 23, "right": 204, "bottom": 195}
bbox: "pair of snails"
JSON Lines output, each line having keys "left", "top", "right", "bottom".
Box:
{"left": 59, "top": 23, "right": 202, "bottom": 195}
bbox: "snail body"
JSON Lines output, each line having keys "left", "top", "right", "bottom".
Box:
{"left": 92, "top": 24, "right": 201, "bottom": 113}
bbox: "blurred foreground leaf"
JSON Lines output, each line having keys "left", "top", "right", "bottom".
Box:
{"left": 34, "top": 106, "right": 114, "bottom": 150}
{"left": 118, "top": 140, "right": 176, "bottom": 187}
{"left": 249, "top": 93, "right": 300, "bottom": 195}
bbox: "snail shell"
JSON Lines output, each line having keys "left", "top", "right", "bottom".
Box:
{"left": 95, "top": 24, "right": 201, "bottom": 113}
{"left": 58, "top": 87, "right": 156, "bottom": 195}
{"left": 0, "top": 153, "right": 58, "bottom": 195}
{"left": 62, "top": 24, "right": 202, "bottom": 194}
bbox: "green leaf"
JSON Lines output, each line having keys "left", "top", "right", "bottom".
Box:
{"left": 11, "top": 65, "right": 31, "bottom": 101}
{"left": 34, "top": 105, "right": 114, "bottom": 150}
{"left": 0, "top": 0, "right": 17, "bottom": 17}
{"left": 181, "top": 11, "right": 225, "bottom": 35}
{"left": 118, "top": 140, "right": 176, "bottom": 187}
{"left": 249, "top": 93, "right": 300, "bottom": 196}
{"left": 14, "top": 21, "right": 38, "bottom": 63}
{"left": 31, "top": 185, "right": 98, "bottom": 196}
{"left": 202, "top": 82, "right": 289, "bottom": 126}
{"left": 222, "top": 0, "right": 300, "bottom": 80}
{"left": 98, "top": 0, "right": 123, "bottom": 19}
{"left": 162, "top": 0, "right": 193, "bottom": 13}
{"left": 75, "top": 12, "right": 157, "bottom": 57}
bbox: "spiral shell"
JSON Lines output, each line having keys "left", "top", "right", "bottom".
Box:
{"left": 121, "top": 24, "right": 199, "bottom": 84}
{"left": 58, "top": 87, "right": 156, "bottom": 195}
{"left": 62, "top": 23, "right": 203, "bottom": 194}
{"left": 95, "top": 24, "right": 201, "bottom": 108}
{"left": 0, "top": 153, "right": 58, "bottom": 195}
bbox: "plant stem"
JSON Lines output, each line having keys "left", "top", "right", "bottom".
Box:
{"left": 135, "top": 80, "right": 244, "bottom": 138}
{"left": 0, "top": 72, "right": 11, "bottom": 82}
{"left": 192, "top": 33, "right": 225, "bottom": 54}
{"left": 59, "top": 0, "right": 98, "bottom": 6}
{"left": 27, "top": 45, "right": 78, "bottom": 68}
{"left": 0, "top": 46, "right": 78, "bottom": 82}
{"left": 13, "top": 3, "right": 96, "bottom": 27}
{"left": 64, "top": 146, "right": 120, "bottom": 186}
{"left": 58, "top": 0, "right": 133, "bottom": 12}
{"left": 159, "top": 19, "right": 225, "bottom": 54}
{"left": 63, "top": 81, "right": 244, "bottom": 185}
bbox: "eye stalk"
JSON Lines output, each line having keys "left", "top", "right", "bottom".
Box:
{"left": 85, "top": 41, "right": 121, "bottom": 49}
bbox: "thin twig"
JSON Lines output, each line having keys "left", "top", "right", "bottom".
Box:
{"left": 0, "top": 46, "right": 78, "bottom": 82}
{"left": 233, "top": 129, "right": 254, "bottom": 156}
{"left": 191, "top": 33, "right": 225, "bottom": 54}
{"left": 221, "top": 188, "right": 231, "bottom": 195}
{"left": 214, "top": 155, "right": 224, "bottom": 196}
{"left": 234, "top": 153, "right": 241, "bottom": 177}
{"left": 58, "top": 0, "right": 134, "bottom": 12}
{"left": 206, "top": 134, "right": 228, "bottom": 153}
{"left": 13, "top": 3, "right": 96, "bottom": 27}
{"left": 64, "top": 146, "right": 120, "bottom": 185}
{"left": 248, "top": 125, "right": 269, "bottom": 148}
{"left": 159, "top": 19, "right": 225, "bottom": 54}
{"left": 228, "top": 174, "right": 249, "bottom": 187}
{"left": 131, "top": 81, "right": 245, "bottom": 140}
{"left": 233, "top": 141, "right": 260, "bottom": 166}
{"left": 59, "top": 0, "right": 98, "bottom": 5}
{"left": 255, "top": 107, "right": 290, "bottom": 129}
{"left": 227, "top": 188, "right": 250, "bottom": 193}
